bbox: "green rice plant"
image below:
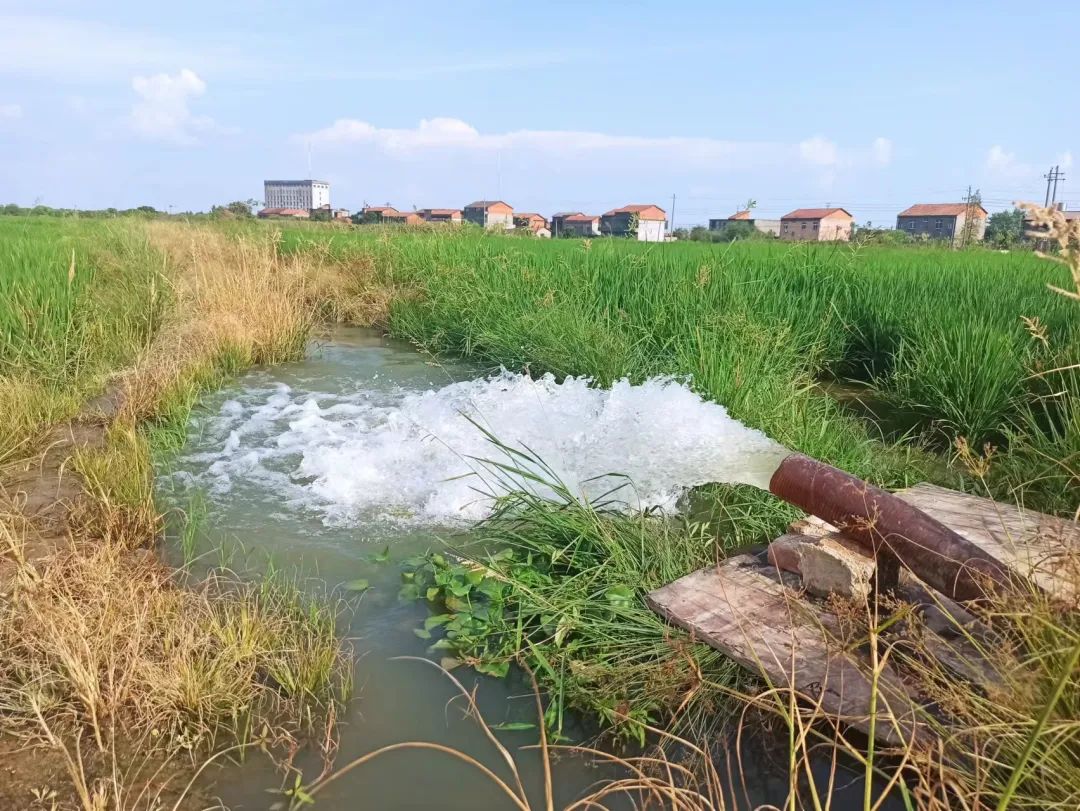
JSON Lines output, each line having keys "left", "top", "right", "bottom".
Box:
{"left": 887, "top": 321, "right": 1028, "bottom": 445}
{"left": 400, "top": 436, "right": 761, "bottom": 745}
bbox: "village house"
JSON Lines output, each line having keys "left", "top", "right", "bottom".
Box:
{"left": 257, "top": 207, "right": 310, "bottom": 220}
{"left": 560, "top": 214, "right": 601, "bottom": 237}
{"left": 419, "top": 208, "right": 463, "bottom": 224}
{"left": 513, "top": 212, "right": 548, "bottom": 233}
{"left": 708, "top": 210, "right": 781, "bottom": 237}
{"left": 779, "top": 208, "right": 854, "bottom": 242}
{"left": 463, "top": 200, "right": 514, "bottom": 229}
{"left": 358, "top": 205, "right": 398, "bottom": 224}
{"left": 896, "top": 203, "right": 988, "bottom": 245}
{"left": 550, "top": 212, "right": 583, "bottom": 237}
{"left": 600, "top": 204, "right": 667, "bottom": 242}
{"left": 383, "top": 211, "right": 423, "bottom": 226}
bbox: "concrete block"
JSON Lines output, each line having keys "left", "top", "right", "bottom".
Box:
{"left": 801, "top": 535, "right": 876, "bottom": 601}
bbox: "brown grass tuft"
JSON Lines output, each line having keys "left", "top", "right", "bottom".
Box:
{"left": 116, "top": 222, "right": 391, "bottom": 424}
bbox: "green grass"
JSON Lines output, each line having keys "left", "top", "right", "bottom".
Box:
{"left": 0, "top": 216, "right": 166, "bottom": 461}
{"left": 271, "top": 228, "right": 1080, "bottom": 747}
{"left": 280, "top": 228, "right": 1078, "bottom": 513}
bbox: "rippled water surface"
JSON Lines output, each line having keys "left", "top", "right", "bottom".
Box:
{"left": 157, "top": 327, "right": 857, "bottom": 810}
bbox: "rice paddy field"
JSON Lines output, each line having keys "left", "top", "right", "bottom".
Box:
{"left": 283, "top": 227, "right": 1080, "bottom": 515}
{"left": 2, "top": 214, "right": 1079, "bottom": 810}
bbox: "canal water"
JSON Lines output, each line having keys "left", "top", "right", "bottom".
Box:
{"left": 157, "top": 326, "right": 876, "bottom": 809}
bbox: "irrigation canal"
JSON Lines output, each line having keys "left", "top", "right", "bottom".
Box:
{"left": 157, "top": 326, "right": 894, "bottom": 809}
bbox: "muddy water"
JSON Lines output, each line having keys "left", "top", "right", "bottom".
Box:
{"left": 156, "top": 327, "right": 878, "bottom": 809}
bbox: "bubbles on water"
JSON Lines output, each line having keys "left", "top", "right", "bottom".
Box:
{"left": 172, "top": 371, "right": 788, "bottom": 528}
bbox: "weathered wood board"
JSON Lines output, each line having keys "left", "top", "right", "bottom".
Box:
{"left": 899, "top": 483, "right": 1079, "bottom": 602}
{"left": 651, "top": 482, "right": 1077, "bottom": 743}
{"left": 647, "top": 554, "right": 923, "bottom": 745}
{"left": 790, "top": 483, "right": 1080, "bottom": 603}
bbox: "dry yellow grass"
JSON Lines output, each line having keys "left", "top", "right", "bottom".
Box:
{"left": 116, "top": 222, "right": 391, "bottom": 424}
{"left": 0, "top": 221, "right": 375, "bottom": 810}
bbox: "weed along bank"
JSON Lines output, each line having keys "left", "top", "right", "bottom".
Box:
{"left": 2, "top": 210, "right": 1080, "bottom": 811}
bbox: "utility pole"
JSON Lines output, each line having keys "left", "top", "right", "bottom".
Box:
{"left": 960, "top": 185, "right": 981, "bottom": 248}
{"left": 670, "top": 193, "right": 676, "bottom": 235}
{"left": 1044, "top": 165, "right": 1066, "bottom": 208}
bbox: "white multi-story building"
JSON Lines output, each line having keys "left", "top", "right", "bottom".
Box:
{"left": 264, "top": 179, "right": 330, "bottom": 211}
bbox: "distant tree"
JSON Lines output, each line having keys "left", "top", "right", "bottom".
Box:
{"left": 985, "top": 208, "right": 1025, "bottom": 248}
{"left": 672, "top": 227, "right": 690, "bottom": 240}
{"left": 717, "top": 220, "right": 756, "bottom": 242}
{"left": 211, "top": 200, "right": 257, "bottom": 219}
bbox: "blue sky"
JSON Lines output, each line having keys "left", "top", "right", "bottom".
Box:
{"left": 0, "top": 1, "right": 1076, "bottom": 224}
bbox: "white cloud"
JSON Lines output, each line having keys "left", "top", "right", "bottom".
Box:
{"left": 129, "top": 68, "right": 216, "bottom": 145}
{"left": 798, "top": 135, "right": 892, "bottom": 169}
{"left": 0, "top": 14, "right": 217, "bottom": 81}
{"left": 0, "top": 103, "right": 21, "bottom": 119}
{"left": 296, "top": 118, "right": 893, "bottom": 173}
{"left": 986, "top": 144, "right": 1024, "bottom": 176}
{"left": 798, "top": 136, "right": 840, "bottom": 167}
{"left": 871, "top": 137, "right": 893, "bottom": 166}
{"left": 983, "top": 144, "right": 1073, "bottom": 180}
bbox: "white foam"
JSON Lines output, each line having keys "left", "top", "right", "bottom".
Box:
{"left": 174, "top": 372, "right": 787, "bottom": 527}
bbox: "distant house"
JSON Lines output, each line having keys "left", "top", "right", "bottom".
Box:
{"left": 463, "top": 200, "right": 514, "bottom": 229}
{"left": 779, "top": 208, "right": 854, "bottom": 242}
{"left": 561, "top": 214, "right": 601, "bottom": 237}
{"left": 708, "top": 210, "right": 781, "bottom": 237}
{"left": 257, "top": 207, "right": 310, "bottom": 220}
{"left": 550, "top": 212, "right": 583, "bottom": 237}
{"left": 383, "top": 211, "right": 423, "bottom": 226}
{"left": 359, "top": 206, "right": 399, "bottom": 224}
{"left": 332, "top": 208, "right": 351, "bottom": 222}
{"left": 897, "top": 203, "right": 988, "bottom": 245}
{"left": 420, "top": 208, "right": 463, "bottom": 224}
{"left": 513, "top": 213, "right": 548, "bottom": 233}
{"left": 600, "top": 204, "right": 667, "bottom": 242}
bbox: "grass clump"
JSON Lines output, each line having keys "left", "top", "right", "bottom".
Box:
{"left": 401, "top": 443, "right": 787, "bottom": 746}
{"left": 0, "top": 218, "right": 381, "bottom": 809}
{"left": 281, "top": 227, "right": 1077, "bottom": 512}
{"left": 0, "top": 521, "right": 350, "bottom": 809}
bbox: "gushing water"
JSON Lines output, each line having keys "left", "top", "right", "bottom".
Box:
{"left": 174, "top": 368, "right": 787, "bottom": 528}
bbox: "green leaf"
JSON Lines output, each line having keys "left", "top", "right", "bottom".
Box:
{"left": 374, "top": 544, "right": 391, "bottom": 563}
{"left": 398, "top": 583, "right": 420, "bottom": 601}
{"left": 466, "top": 569, "right": 485, "bottom": 586}
{"left": 413, "top": 628, "right": 432, "bottom": 639}
{"left": 445, "top": 595, "right": 471, "bottom": 613}
{"left": 475, "top": 660, "right": 510, "bottom": 678}
{"left": 424, "top": 613, "right": 454, "bottom": 630}
{"left": 605, "top": 584, "right": 635, "bottom": 605}
{"left": 448, "top": 582, "right": 472, "bottom": 597}
{"left": 426, "top": 586, "right": 440, "bottom": 601}
{"left": 554, "top": 615, "right": 574, "bottom": 647}
{"left": 492, "top": 721, "right": 536, "bottom": 731}
{"left": 343, "top": 578, "right": 370, "bottom": 592}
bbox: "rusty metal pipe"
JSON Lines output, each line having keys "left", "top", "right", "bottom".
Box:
{"left": 768, "top": 454, "right": 1027, "bottom": 603}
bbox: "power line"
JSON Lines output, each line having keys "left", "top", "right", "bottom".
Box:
{"left": 1044, "top": 165, "right": 1066, "bottom": 207}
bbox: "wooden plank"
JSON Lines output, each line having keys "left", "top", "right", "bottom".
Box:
{"left": 897, "top": 483, "right": 1079, "bottom": 602}
{"left": 647, "top": 555, "right": 924, "bottom": 746}
{"left": 789, "top": 483, "right": 1080, "bottom": 602}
